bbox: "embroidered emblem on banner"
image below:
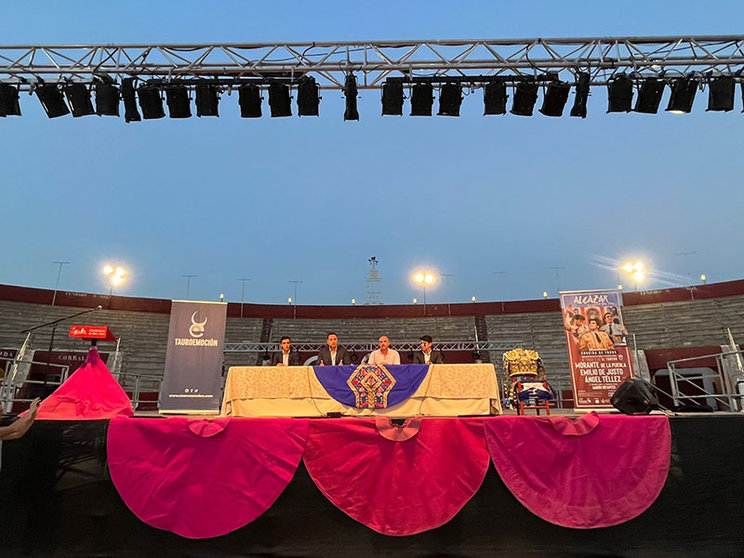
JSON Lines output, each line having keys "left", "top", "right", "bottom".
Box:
{"left": 346, "top": 365, "right": 397, "bottom": 409}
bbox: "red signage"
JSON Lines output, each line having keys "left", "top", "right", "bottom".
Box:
{"left": 69, "top": 325, "right": 118, "bottom": 342}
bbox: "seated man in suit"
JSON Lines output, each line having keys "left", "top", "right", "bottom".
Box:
{"left": 413, "top": 335, "right": 444, "bottom": 364}
{"left": 270, "top": 336, "right": 301, "bottom": 366}
{"left": 316, "top": 332, "right": 350, "bottom": 366}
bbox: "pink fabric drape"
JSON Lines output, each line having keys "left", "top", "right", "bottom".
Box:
{"left": 484, "top": 413, "right": 671, "bottom": 529}
{"left": 34, "top": 347, "right": 133, "bottom": 420}
{"left": 107, "top": 417, "right": 308, "bottom": 539}
{"left": 304, "top": 417, "right": 490, "bottom": 536}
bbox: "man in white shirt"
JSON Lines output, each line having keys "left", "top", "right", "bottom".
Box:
{"left": 270, "top": 336, "right": 301, "bottom": 366}
{"left": 367, "top": 336, "right": 401, "bottom": 365}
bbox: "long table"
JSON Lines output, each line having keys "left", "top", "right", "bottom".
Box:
{"left": 221, "top": 364, "right": 502, "bottom": 417}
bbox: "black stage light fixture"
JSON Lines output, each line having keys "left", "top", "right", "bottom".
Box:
{"left": 707, "top": 75, "right": 734, "bottom": 112}
{"left": 166, "top": 86, "right": 191, "bottom": 118}
{"left": 410, "top": 82, "right": 433, "bottom": 116}
{"left": 666, "top": 77, "right": 698, "bottom": 114}
{"left": 539, "top": 80, "right": 570, "bottom": 117}
{"left": 438, "top": 83, "right": 462, "bottom": 116}
{"left": 121, "top": 78, "right": 141, "bottom": 122}
{"left": 137, "top": 86, "right": 165, "bottom": 119}
{"left": 94, "top": 81, "right": 120, "bottom": 116}
{"left": 510, "top": 81, "right": 538, "bottom": 116}
{"left": 570, "top": 72, "right": 590, "bottom": 118}
{"left": 269, "top": 83, "right": 292, "bottom": 117}
{"left": 343, "top": 73, "right": 359, "bottom": 121}
{"left": 297, "top": 77, "right": 320, "bottom": 116}
{"left": 35, "top": 84, "right": 70, "bottom": 118}
{"left": 607, "top": 73, "right": 633, "bottom": 113}
{"left": 195, "top": 83, "right": 219, "bottom": 117}
{"left": 238, "top": 83, "right": 262, "bottom": 117}
{"left": 634, "top": 78, "right": 665, "bottom": 114}
{"left": 0, "top": 83, "right": 22, "bottom": 116}
{"left": 610, "top": 378, "right": 659, "bottom": 415}
{"left": 483, "top": 79, "right": 507, "bottom": 115}
{"left": 381, "top": 78, "right": 404, "bottom": 115}
{"left": 64, "top": 83, "right": 95, "bottom": 117}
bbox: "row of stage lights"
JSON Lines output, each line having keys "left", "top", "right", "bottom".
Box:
{"left": 0, "top": 73, "right": 741, "bottom": 121}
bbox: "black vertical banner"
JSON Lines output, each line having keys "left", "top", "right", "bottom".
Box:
{"left": 158, "top": 300, "right": 227, "bottom": 413}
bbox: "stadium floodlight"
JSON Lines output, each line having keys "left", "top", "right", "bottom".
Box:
{"left": 64, "top": 83, "right": 95, "bottom": 117}
{"left": 195, "top": 83, "right": 219, "bottom": 117}
{"left": 666, "top": 76, "right": 698, "bottom": 114}
{"left": 137, "top": 86, "right": 165, "bottom": 119}
{"left": 297, "top": 76, "right": 320, "bottom": 116}
{"left": 94, "top": 81, "right": 120, "bottom": 116}
{"left": 381, "top": 78, "right": 404, "bottom": 115}
{"left": 607, "top": 73, "right": 633, "bottom": 113}
{"left": 510, "top": 81, "right": 538, "bottom": 116}
{"left": 121, "top": 78, "right": 141, "bottom": 122}
{"left": 0, "top": 83, "right": 22, "bottom": 116}
{"left": 438, "top": 83, "right": 462, "bottom": 116}
{"left": 268, "top": 82, "right": 291, "bottom": 117}
{"left": 35, "top": 84, "right": 70, "bottom": 118}
{"left": 539, "top": 80, "right": 570, "bottom": 117}
{"left": 410, "top": 82, "right": 433, "bottom": 116}
{"left": 238, "top": 83, "right": 262, "bottom": 118}
{"left": 483, "top": 79, "right": 507, "bottom": 115}
{"left": 570, "top": 72, "right": 590, "bottom": 118}
{"left": 707, "top": 75, "right": 734, "bottom": 112}
{"left": 343, "top": 73, "right": 359, "bottom": 121}
{"left": 634, "top": 77, "right": 665, "bottom": 114}
{"left": 166, "top": 86, "right": 191, "bottom": 118}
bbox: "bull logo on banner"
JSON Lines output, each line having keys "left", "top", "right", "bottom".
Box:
{"left": 189, "top": 312, "right": 208, "bottom": 338}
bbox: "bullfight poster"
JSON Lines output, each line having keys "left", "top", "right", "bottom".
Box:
{"left": 560, "top": 289, "right": 634, "bottom": 409}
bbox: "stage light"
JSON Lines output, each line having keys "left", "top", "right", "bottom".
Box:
{"left": 410, "top": 83, "right": 433, "bottom": 116}
{"left": 121, "top": 78, "right": 141, "bottom": 122}
{"left": 570, "top": 72, "right": 590, "bottom": 118}
{"left": 701, "top": 274, "right": 707, "bottom": 284}
{"left": 238, "top": 83, "right": 262, "bottom": 118}
{"left": 381, "top": 78, "right": 404, "bottom": 115}
{"left": 634, "top": 78, "right": 665, "bottom": 114}
{"left": 297, "top": 76, "right": 319, "bottom": 116}
{"left": 137, "top": 86, "right": 165, "bottom": 119}
{"left": 269, "top": 83, "right": 291, "bottom": 117}
{"left": 438, "top": 83, "right": 462, "bottom": 116}
{"left": 195, "top": 83, "right": 219, "bottom": 117}
{"left": 64, "top": 83, "right": 95, "bottom": 117}
{"left": 166, "top": 86, "right": 191, "bottom": 118}
{"left": 707, "top": 75, "right": 734, "bottom": 112}
{"left": 343, "top": 73, "right": 359, "bottom": 121}
{"left": 666, "top": 77, "right": 698, "bottom": 114}
{"left": 0, "top": 83, "right": 21, "bottom": 116}
{"left": 471, "top": 296, "right": 477, "bottom": 302}
{"left": 539, "top": 80, "right": 570, "bottom": 117}
{"left": 94, "top": 82, "right": 120, "bottom": 116}
{"left": 607, "top": 73, "right": 633, "bottom": 113}
{"left": 543, "top": 291, "right": 549, "bottom": 298}
{"left": 483, "top": 79, "right": 507, "bottom": 115}
{"left": 510, "top": 81, "right": 538, "bottom": 116}
{"left": 35, "top": 84, "right": 70, "bottom": 118}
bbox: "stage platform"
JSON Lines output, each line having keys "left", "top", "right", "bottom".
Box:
{"left": 1, "top": 413, "right": 743, "bottom": 558}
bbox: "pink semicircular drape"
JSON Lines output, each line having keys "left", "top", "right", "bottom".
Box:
{"left": 304, "top": 417, "right": 490, "bottom": 536}
{"left": 107, "top": 417, "right": 308, "bottom": 539}
{"left": 484, "top": 414, "right": 671, "bottom": 529}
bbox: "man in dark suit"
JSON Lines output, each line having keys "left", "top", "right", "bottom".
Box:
{"left": 270, "top": 336, "right": 301, "bottom": 366}
{"left": 316, "top": 332, "right": 350, "bottom": 366}
{"left": 412, "top": 335, "right": 444, "bottom": 364}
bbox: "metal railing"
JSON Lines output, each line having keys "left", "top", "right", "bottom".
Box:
{"left": 666, "top": 349, "right": 744, "bottom": 411}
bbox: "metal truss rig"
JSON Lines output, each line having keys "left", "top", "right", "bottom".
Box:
{"left": 1, "top": 35, "right": 744, "bottom": 90}
{"left": 224, "top": 341, "right": 521, "bottom": 353}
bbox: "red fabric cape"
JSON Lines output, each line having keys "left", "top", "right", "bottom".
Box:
{"left": 484, "top": 413, "right": 671, "bottom": 529}
{"left": 303, "top": 417, "right": 490, "bottom": 536}
{"left": 107, "top": 417, "right": 308, "bottom": 539}
{"left": 34, "top": 347, "right": 133, "bottom": 420}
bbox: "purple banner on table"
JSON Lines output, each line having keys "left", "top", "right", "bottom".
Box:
{"left": 313, "top": 364, "right": 430, "bottom": 409}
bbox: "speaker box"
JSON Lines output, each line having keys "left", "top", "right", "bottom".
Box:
{"left": 611, "top": 378, "right": 659, "bottom": 415}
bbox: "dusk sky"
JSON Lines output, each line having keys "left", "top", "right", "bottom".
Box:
{"left": 2, "top": 1, "right": 743, "bottom": 305}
